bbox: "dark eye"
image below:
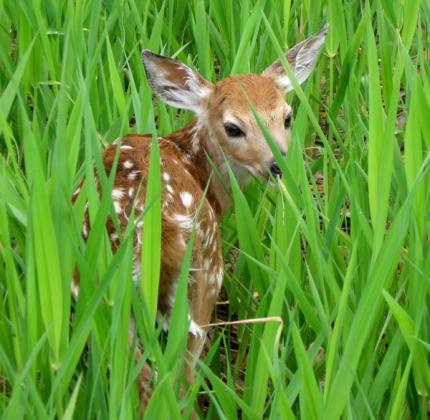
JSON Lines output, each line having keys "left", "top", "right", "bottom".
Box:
{"left": 224, "top": 123, "right": 244, "bottom": 137}
{"left": 284, "top": 114, "right": 292, "bottom": 129}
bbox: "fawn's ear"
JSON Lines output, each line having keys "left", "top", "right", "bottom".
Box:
{"left": 142, "top": 50, "right": 213, "bottom": 114}
{"left": 262, "top": 25, "right": 328, "bottom": 93}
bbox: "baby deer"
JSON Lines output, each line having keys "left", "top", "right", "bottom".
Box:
{"left": 74, "top": 25, "right": 327, "bottom": 405}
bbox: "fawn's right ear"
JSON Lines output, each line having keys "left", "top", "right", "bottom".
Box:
{"left": 142, "top": 50, "right": 213, "bottom": 114}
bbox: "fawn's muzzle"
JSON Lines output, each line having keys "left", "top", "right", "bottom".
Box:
{"left": 269, "top": 161, "right": 282, "bottom": 178}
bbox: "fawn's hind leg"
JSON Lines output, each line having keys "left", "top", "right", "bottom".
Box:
{"left": 184, "top": 246, "right": 224, "bottom": 383}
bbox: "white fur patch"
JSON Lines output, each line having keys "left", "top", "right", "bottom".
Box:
{"left": 112, "top": 188, "right": 124, "bottom": 200}
{"left": 132, "top": 261, "right": 141, "bottom": 283}
{"left": 136, "top": 229, "right": 142, "bottom": 246}
{"left": 223, "top": 114, "right": 243, "bottom": 129}
{"left": 189, "top": 319, "right": 205, "bottom": 338}
{"left": 173, "top": 213, "right": 194, "bottom": 230}
{"left": 143, "top": 54, "right": 211, "bottom": 114}
{"left": 180, "top": 191, "right": 193, "bottom": 208}
{"left": 178, "top": 233, "right": 187, "bottom": 247}
{"left": 121, "top": 145, "right": 133, "bottom": 150}
{"left": 71, "top": 281, "right": 80, "bottom": 299}
{"left": 216, "top": 266, "right": 223, "bottom": 288}
{"left": 166, "top": 184, "right": 174, "bottom": 194}
{"left": 113, "top": 201, "right": 122, "bottom": 214}
{"left": 157, "top": 311, "right": 170, "bottom": 332}
{"left": 123, "top": 160, "right": 134, "bottom": 169}
{"left": 128, "top": 171, "right": 139, "bottom": 180}
{"left": 82, "top": 222, "right": 89, "bottom": 238}
{"left": 163, "top": 172, "right": 170, "bottom": 182}
{"left": 190, "top": 119, "right": 204, "bottom": 153}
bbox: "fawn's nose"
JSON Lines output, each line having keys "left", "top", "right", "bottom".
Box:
{"left": 270, "top": 161, "right": 282, "bottom": 177}
{"left": 269, "top": 151, "right": 286, "bottom": 178}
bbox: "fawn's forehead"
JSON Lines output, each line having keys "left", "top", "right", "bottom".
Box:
{"left": 210, "top": 74, "right": 287, "bottom": 116}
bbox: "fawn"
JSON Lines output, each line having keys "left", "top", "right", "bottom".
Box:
{"left": 73, "top": 25, "right": 327, "bottom": 404}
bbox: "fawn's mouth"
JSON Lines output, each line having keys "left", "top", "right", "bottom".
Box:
{"left": 269, "top": 161, "right": 282, "bottom": 178}
{"left": 260, "top": 161, "right": 283, "bottom": 183}
{"left": 233, "top": 160, "right": 282, "bottom": 184}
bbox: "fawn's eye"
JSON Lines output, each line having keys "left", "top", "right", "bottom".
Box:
{"left": 224, "top": 123, "right": 244, "bottom": 138}
{"left": 284, "top": 114, "right": 292, "bottom": 129}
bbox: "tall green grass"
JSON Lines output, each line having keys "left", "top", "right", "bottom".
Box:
{"left": 1, "top": 0, "right": 429, "bottom": 418}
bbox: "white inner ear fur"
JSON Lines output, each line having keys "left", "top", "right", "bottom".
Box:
{"left": 144, "top": 58, "right": 211, "bottom": 114}
{"left": 263, "top": 27, "right": 328, "bottom": 93}
{"left": 275, "top": 45, "right": 321, "bottom": 93}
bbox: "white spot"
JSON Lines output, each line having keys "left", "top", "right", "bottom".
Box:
{"left": 123, "top": 160, "right": 134, "bottom": 169}
{"left": 189, "top": 319, "right": 205, "bottom": 338}
{"left": 167, "top": 281, "right": 179, "bottom": 309}
{"left": 136, "top": 220, "right": 144, "bottom": 229}
{"left": 190, "top": 121, "right": 202, "bottom": 153}
{"left": 180, "top": 191, "right": 193, "bottom": 208}
{"left": 208, "top": 206, "right": 216, "bottom": 221}
{"left": 128, "top": 187, "right": 135, "bottom": 197}
{"left": 173, "top": 213, "right": 194, "bottom": 230}
{"left": 128, "top": 171, "right": 139, "bottom": 180}
{"left": 114, "top": 201, "right": 122, "bottom": 214}
{"left": 166, "top": 184, "right": 174, "bottom": 194}
{"left": 71, "top": 281, "right": 80, "bottom": 299}
{"left": 132, "top": 261, "right": 141, "bottom": 283}
{"left": 136, "top": 202, "right": 145, "bottom": 212}
{"left": 121, "top": 145, "right": 133, "bottom": 150}
{"left": 110, "top": 232, "right": 119, "bottom": 241}
{"left": 157, "top": 311, "right": 170, "bottom": 332}
{"left": 212, "top": 238, "right": 218, "bottom": 252}
{"left": 163, "top": 172, "right": 170, "bottom": 182}
{"left": 204, "top": 231, "right": 214, "bottom": 248}
{"left": 82, "top": 222, "right": 89, "bottom": 238}
{"left": 136, "top": 232, "right": 142, "bottom": 246}
{"left": 216, "top": 266, "right": 223, "bottom": 288}
{"left": 112, "top": 189, "right": 124, "bottom": 200}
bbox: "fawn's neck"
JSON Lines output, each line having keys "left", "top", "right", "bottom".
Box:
{"left": 167, "top": 118, "right": 248, "bottom": 216}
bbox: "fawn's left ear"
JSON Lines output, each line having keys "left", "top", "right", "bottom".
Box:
{"left": 262, "top": 24, "right": 328, "bottom": 93}
{"left": 142, "top": 50, "right": 213, "bottom": 114}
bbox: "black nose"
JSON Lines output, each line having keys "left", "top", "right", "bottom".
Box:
{"left": 270, "top": 161, "right": 282, "bottom": 177}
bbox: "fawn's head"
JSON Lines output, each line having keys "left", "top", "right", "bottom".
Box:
{"left": 142, "top": 26, "right": 327, "bottom": 183}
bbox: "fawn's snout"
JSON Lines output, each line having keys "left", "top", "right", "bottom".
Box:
{"left": 269, "top": 160, "right": 283, "bottom": 178}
